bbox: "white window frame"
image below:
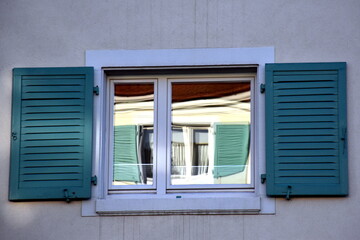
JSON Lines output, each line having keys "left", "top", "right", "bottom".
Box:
{"left": 166, "top": 76, "right": 255, "bottom": 190}
{"left": 108, "top": 78, "right": 158, "bottom": 191}
{"left": 83, "top": 47, "right": 275, "bottom": 216}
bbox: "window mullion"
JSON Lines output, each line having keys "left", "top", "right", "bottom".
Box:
{"left": 156, "top": 77, "right": 168, "bottom": 195}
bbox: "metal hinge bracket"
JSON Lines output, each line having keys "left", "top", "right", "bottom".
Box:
{"left": 93, "top": 86, "right": 99, "bottom": 95}
{"left": 260, "top": 83, "right": 266, "bottom": 93}
{"left": 261, "top": 174, "right": 266, "bottom": 184}
{"left": 91, "top": 175, "right": 97, "bottom": 186}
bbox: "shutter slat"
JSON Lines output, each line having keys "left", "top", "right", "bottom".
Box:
{"left": 276, "top": 156, "right": 338, "bottom": 163}
{"left": 21, "top": 139, "right": 83, "bottom": 147}
{"left": 275, "top": 177, "right": 339, "bottom": 184}
{"left": 275, "top": 170, "right": 338, "bottom": 177}
{"left": 274, "top": 80, "right": 337, "bottom": 89}
{"left": 21, "top": 166, "right": 82, "bottom": 174}
{"left": 275, "top": 142, "right": 338, "bottom": 149}
{"left": 275, "top": 95, "right": 337, "bottom": 103}
{"left": 275, "top": 129, "right": 337, "bottom": 136}
{"left": 21, "top": 146, "right": 83, "bottom": 154}
{"left": 276, "top": 136, "right": 337, "bottom": 143}
{"left": 22, "top": 119, "right": 83, "bottom": 127}
{"left": 22, "top": 113, "right": 84, "bottom": 120}
{"left": 23, "top": 75, "right": 85, "bottom": 80}
{"left": 21, "top": 153, "right": 83, "bottom": 161}
{"left": 22, "top": 92, "right": 83, "bottom": 99}
{"left": 265, "top": 62, "right": 347, "bottom": 197}
{"left": 24, "top": 160, "right": 83, "bottom": 167}
{"left": 275, "top": 109, "right": 337, "bottom": 116}
{"left": 274, "top": 115, "right": 337, "bottom": 123}
{"left": 22, "top": 133, "right": 83, "bottom": 141}
{"left": 23, "top": 106, "right": 84, "bottom": 113}
{"left": 22, "top": 99, "right": 85, "bottom": 107}
{"left": 20, "top": 173, "right": 82, "bottom": 181}
{"left": 275, "top": 149, "right": 338, "bottom": 156}
{"left": 276, "top": 163, "right": 337, "bottom": 170}
{"left": 274, "top": 70, "right": 337, "bottom": 76}
{"left": 274, "top": 74, "right": 337, "bottom": 82}
{"left": 275, "top": 102, "right": 336, "bottom": 109}
{"left": 274, "top": 88, "right": 337, "bottom": 96}
{"left": 22, "top": 126, "right": 83, "bottom": 133}
{"left": 23, "top": 79, "right": 85, "bottom": 85}
{"left": 23, "top": 86, "right": 84, "bottom": 92}
{"left": 275, "top": 122, "right": 337, "bottom": 129}
{"left": 10, "top": 67, "right": 93, "bottom": 201}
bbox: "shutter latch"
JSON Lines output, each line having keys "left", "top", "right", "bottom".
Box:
{"left": 261, "top": 174, "right": 266, "bottom": 184}
{"left": 285, "top": 185, "right": 292, "bottom": 200}
{"left": 341, "top": 127, "right": 347, "bottom": 153}
{"left": 91, "top": 175, "right": 97, "bottom": 186}
{"left": 64, "top": 189, "right": 71, "bottom": 203}
{"left": 260, "top": 83, "right": 266, "bottom": 93}
{"left": 93, "top": 86, "right": 99, "bottom": 95}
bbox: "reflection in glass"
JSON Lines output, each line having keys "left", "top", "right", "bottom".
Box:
{"left": 171, "top": 81, "right": 251, "bottom": 185}
{"left": 113, "top": 83, "right": 154, "bottom": 185}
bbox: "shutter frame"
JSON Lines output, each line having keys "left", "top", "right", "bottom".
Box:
{"left": 265, "top": 62, "right": 348, "bottom": 197}
{"left": 9, "top": 67, "right": 94, "bottom": 201}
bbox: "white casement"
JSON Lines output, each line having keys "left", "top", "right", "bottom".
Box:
{"left": 108, "top": 75, "right": 254, "bottom": 192}
{"left": 83, "top": 47, "right": 275, "bottom": 216}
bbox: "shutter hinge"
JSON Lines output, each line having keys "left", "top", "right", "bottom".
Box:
{"left": 91, "top": 175, "right": 97, "bottom": 186}
{"left": 261, "top": 174, "right": 266, "bottom": 184}
{"left": 11, "top": 132, "right": 17, "bottom": 141}
{"left": 93, "top": 86, "right": 99, "bottom": 95}
{"left": 260, "top": 83, "right": 265, "bottom": 93}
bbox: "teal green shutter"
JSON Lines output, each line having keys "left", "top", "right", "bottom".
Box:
{"left": 113, "top": 125, "right": 141, "bottom": 183}
{"left": 9, "top": 67, "right": 94, "bottom": 201}
{"left": 265, "top": 62, "right": 348, "bottom": 197}
{"left": 213, "top": 124, "right": 250, "bottom": 178}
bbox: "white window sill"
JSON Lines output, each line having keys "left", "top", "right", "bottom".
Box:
{"left": 95, "top": 197, "right": 260, "bottom": 215}
{"left": 82, "top": 193, "right": 275, "bottom": 216}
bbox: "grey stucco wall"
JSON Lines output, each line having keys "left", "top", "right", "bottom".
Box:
{"left": 1, "top": 0, "right": 359, "bottom": 239}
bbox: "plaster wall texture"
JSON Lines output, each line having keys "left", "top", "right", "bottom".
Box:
{"left": 0, "top": 0, "right": 359, "bottom": 239}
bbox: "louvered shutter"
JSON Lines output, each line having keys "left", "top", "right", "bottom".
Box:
{"left": 9, "top": 67, "right": 94, "bottom": 201}
{"left": 265, "top": 63, "right": 347, "bottom": 198}
{"left": 113, "top": 125, "right": 141, "bottom": 183}
{"left": 213, "top": 124, "right": 250, "bottom": 178}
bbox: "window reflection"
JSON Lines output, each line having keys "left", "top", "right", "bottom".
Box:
{"left": 171, "top": 81, "right": 251, "bottom": 185}
{"left": 113, "top": 83, "right": 154, "bottom": 185}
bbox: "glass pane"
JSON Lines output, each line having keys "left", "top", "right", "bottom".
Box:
{"left": 113, "top": 83, "right": 154, "bottom": 186}
{"left": 171, "top": 81, "right": 251, "bottom": 185}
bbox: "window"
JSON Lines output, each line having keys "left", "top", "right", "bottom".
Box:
{"left": 83, "top": 48, "right": 275, "bottom": 216}
{"left": 8, "top": 48, "right": 347, "bottom": 216}
{"left": 108, "top": 75, "right": 254, "bottom": 192}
